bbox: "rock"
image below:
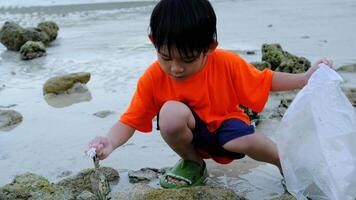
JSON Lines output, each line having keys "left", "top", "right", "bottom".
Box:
{"left": 109, "top": 185, "right": 245, "bottom": 200}
{"left": 57, "top": 170, "right": 72, "bottom": 178}
{"left": 57, "top": 167, "right": 119, "bottom": 197}
{"left": 43, "top": 72, "right": 91, "bottom": 95}
{"left": 269, "top": 98, "right": 293, "bottom": 119}
{"left": 0, "top": 109, "right": 23, "bottom": 131}
{"left": 20, "top": 41, "right": 46, "bottom": 60}
{"left": 93, "top": 110, "right": 116, "bottom": 118}
{"left": 0, "top": 21, "right": 58, "bottom": 51}
{"left": 0, "top": 21, "right": 26, "bottom": 51}
{"left": 77, "top": 191, "right": 96, "bottom": 200}
{"left": 44, "top": 83, "right": 92, "bottom": 108}
{"left": 0, "top": 21, "right": 51, "bottom": 51}
{"left": 250, "top": 61, "right": 272, "bottom": 71}
{"left": 128, "top": 168, "right": 162, "bottom": 183}
{"left": 108, "top": 184, "right": 154, "bottom": 200}
{"left": 261, "top": 43, "right": 311, "bottom": 73}
{"left": 272, "top": 194, "right": 296, "bottom": 200}
{"left": 337, "top": 63, "right": 356, "bottom": 72}
{"left": 22, "top": 27, "right": 51, "bottom": 45}
{"left": 37, "top": 21, "right": 59, "bottom": 42}
{"left": 0, "top": 173, "right": 75, "bottom": 200}
{"left": 240, "top": 105, "right": 259, "bottom": 121}
{"left": 140, "top": 186, "right": 246, "bottom": 200}
{"left": 342, "top": 87, "right": 356, "bottom": 107}
{"left": 0, "top": 167, "right": 118, "bottom": 200}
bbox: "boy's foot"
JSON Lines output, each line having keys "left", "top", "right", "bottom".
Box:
{"left": 159, "top": 159, "right": 208, "bottom": 189}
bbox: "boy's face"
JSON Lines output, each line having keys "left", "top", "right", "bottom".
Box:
{"left": 157, "top": 47, "right": 207, "bottom": 81}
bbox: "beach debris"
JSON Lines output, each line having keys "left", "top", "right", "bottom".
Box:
{"left": 128, "top": 168, "right": 163, "bottom": 183}
{"left": 19, "top": 41, "right": 46, "bottom": 60}
{"left": 43, "top": 72, "right": 91, "bottom": 95}
{"left": 0, "top": 109, "right": 23, "bottom": 131}
{"left": 86, "top": 148, "right": 111, "bottom": 200}
{"left": 261, "top": 43, "right": 311, "bottom": 73}
{"left": 93, "top": 110, "right": 116, "bottom": 118}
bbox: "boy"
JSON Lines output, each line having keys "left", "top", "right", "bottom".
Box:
{"left": 88, "top": 0, "right": 332, "bottom": 188}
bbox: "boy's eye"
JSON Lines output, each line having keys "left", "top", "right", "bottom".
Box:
{"left": 183, "top": 57, "right": 197, "bottom": 63}
{"left": 161, "top": 55, "right": 172, "bottom": 61}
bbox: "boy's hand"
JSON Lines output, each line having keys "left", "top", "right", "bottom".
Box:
{"left": 88, "top": 136, "right": 114, "bottom": 160}
{"left": 305, "top": 58, "right": 334, "bottom": 81}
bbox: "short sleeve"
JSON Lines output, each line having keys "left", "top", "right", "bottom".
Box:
{"left": 232, "top": 54, "right": 274, "bottom": 112}
{"left": 119, "top": 69, "right": 159, "bottom": 132}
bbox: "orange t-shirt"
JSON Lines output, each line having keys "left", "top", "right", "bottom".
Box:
{"left": 120, "top": 49, "right": 274, "bottom": 133}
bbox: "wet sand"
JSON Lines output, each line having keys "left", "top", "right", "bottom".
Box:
{"left": 1, "top": 0, "right": 356, "bottom": 199}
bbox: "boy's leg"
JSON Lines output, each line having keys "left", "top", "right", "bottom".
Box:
{"left": 158, "top": 101, "right": 203, "bottom": 166}
{"left": 222, "top": 133, "right": 283, "bottom": 175}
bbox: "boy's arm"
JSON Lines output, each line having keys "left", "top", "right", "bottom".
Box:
{"left": 88, "top": 121, "right": 135, "bottom": 160}
{"left": 107, "top": 121, "right": 135, "bottom": 150}
{"left": 271, "top": 72, "right": 307, "bottom": 91}
{"left": 271, "top": 58, "right": 333, "bottom": 92}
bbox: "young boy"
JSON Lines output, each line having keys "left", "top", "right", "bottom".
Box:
{"left": 88, "top": 0, "right": 332, "bottom": 188}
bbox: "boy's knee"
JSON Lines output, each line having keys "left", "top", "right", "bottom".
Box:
{"left": 222, "top": 134, "right": 255, "bottom": 154}
{"left": 159, "top": 101, "right": 192, "bottom": 134}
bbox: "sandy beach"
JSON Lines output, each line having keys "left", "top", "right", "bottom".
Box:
{"left": 0, "top": 0, "right": 355, "bottom": 199}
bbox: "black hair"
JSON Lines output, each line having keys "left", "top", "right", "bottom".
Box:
{"left": 149, "top": 0, "right": 217, "bottom": 59}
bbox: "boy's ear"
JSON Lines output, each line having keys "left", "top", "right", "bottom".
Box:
{"left": 208, "top": 40, "right": 218, "bottom": 53}
{"left": 148, "top": 34, "right": 154, "bottom": 44}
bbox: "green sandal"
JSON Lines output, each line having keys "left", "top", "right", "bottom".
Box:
{"left": 159, "top": 159, "right": 208, "bottom": 189}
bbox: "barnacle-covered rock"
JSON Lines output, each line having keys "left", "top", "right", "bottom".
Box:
{"left": 20, "top": 41, "right": 46, "bottom": 60}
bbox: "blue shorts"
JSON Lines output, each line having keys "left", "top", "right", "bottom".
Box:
{"left": 157, "top": 108, "right": 255, "bottom": 163}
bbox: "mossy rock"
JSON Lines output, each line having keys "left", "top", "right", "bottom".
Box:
{"left": 250, "top": 61, "right": 272, "bottom": 71}
{"left": 141, "top": 186, "right": 246, "bottom": 200}
{"left": 0, "top": 21, "right": 58, "bottom": 51}
{"left": 0, "top": 173, "right": 75, "bottom": 200}
{"left": 0, "top": 21, "right": 27, "bottom": 51}
{"left": 20, "top": 41, "right": 46, "bottom": 60}
{"left": 261, "top": 43, "right": 311, "bottom": 73}
{"left": 0, "top": 109, "right": 23, "bottom": 131}
{"left": 57, "top": 167, "right": 119, "bottom": 197}
{"left": 269, "top": 98, "right": 293, "bottom": 119}
{"left": 37, "top": 21, "right": 59, "bottom": 42}
{"left": 43, "top": 72, "right": 91, "bottom": 94}
{"left": 22, "top": 27, "right": 51, "bottom": 46}
{"left": 272, "top": 194, "right": 296, "bottom": 200}
{"left": 337, "top": 63, "right": 356, "bottom": 72}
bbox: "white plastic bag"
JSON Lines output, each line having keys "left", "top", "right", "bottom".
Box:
{"left": 277, "top": 64, "right": 356, "bottom": 200}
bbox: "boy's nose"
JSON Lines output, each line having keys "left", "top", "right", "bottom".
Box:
{"left": 170, "top": 62, "right": 184, "bottom": 73}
